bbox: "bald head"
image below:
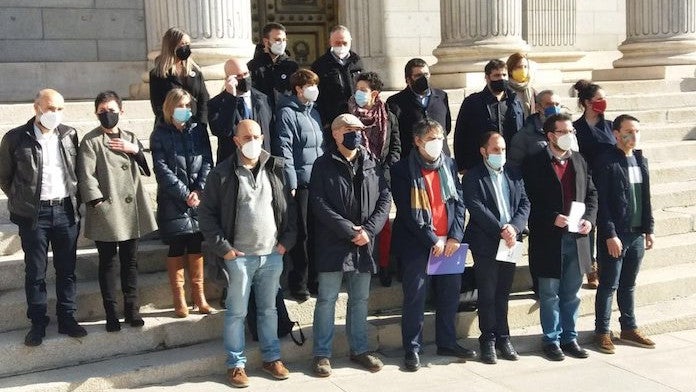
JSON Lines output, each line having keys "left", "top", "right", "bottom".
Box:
{"left": 224, "top": 58, "right": 249, "bottom": 78}
{"left": 235, "top": 119, "right": 261, "bottom": 136}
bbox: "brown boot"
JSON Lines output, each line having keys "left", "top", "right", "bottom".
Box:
{"left": 166, "top": 256, "right": 189, "bottom": 317}
{"left": 587, "top": 261, "right": 599, "bottom": 289}
{"left": 187, "top": 253, "right": 213, "bottom": 314}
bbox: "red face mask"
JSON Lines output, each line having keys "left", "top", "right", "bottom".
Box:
{"left": 591, "top": 99, "right": 607, "bottom": 114}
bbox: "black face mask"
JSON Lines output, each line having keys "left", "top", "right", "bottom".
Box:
{"left": 236, "top": 75, "right": 252, "bottom": 94}
{"left": 97, "top": 111, "right": 119, "bottom": 129}
{"left": 342, "top": 131, "right": 363, "bottom": 150}
{"left": 175, "top": 45, "right": 191, "bottom": 61}
{"left": 411, "top": 75, "right": 430, "bottom": 95}
{"left": 489, "top": 79, "right": 507, "bottom": 94}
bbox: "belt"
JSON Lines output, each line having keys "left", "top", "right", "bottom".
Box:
{"left": 39, "top": 197, "right": 68, "bottom": 207}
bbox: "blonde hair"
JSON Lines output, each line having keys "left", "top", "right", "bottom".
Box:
{"left": 162, "top": 88, "right": 192, "bottom": 124}
{"left": 153, "top": 27, "right": 199, "bottom": 78}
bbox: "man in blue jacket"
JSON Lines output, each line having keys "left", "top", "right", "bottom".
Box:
{"left": 463, "top": 131, "right": 530, "bottom": 364}
{"left": 593, "top": 114, "right": 656, "bottom": 354}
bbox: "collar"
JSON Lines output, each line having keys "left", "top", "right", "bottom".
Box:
{"left": 484, "top": 161, "right": 504, "bottom": 175}
{"left": 33, "top": 123, "right": 58, "bottom": 140}
{"left": 235, "top": 148, "right": 270, "bottom": 169}
{"left": 237, "top": 91, "right": 251, "bottom": 98}
{"left": 331, "top": 50, "right": 351, "bottom": 63}
{"left": 546, "top": 145, "right": 572, "bottom": 162}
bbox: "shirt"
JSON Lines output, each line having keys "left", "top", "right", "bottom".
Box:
{"left": 626, "top": 155, "right": 643, "bottom": 228}
{"left": 485, "top": 164, "right": 511, "bottom": 225}
{"left": 34, "top": 124, "right": 68, "bottom": 200}
{"left": 237, "top": 91, "right": 252, "bottom": 119}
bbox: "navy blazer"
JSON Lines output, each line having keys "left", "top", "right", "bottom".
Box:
{"left": 390, "top": 154, "right": 465, "bottom": 261}
{"left": 462, "top": 163, "right": 530, "bottom": 258}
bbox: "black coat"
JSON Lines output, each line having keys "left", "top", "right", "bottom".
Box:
{"left": 149, "top": 67, "right": 210, "bottom": 126}
{"left": 247, "top": 44, "right": 299, "bottom": 107}
{"left": 150, "top": 121, "right": 213, "bottom": 242}
{"left": 573, "top": 116, "right": 616, "bottom": 171}
{"left": 522, "top": 150, "right": 598, "bottom": 279}
{"left": 207, "top": 88, "right": 275, "bottom": 163}
{"left": 309, "top": 147, "right": 391, "bottom": 273}
{"left": 454, "top": 86, "right": 524, "bottom": 171}
{"left": 386, "top": 87, "right": 452, "bottom": 159}
{"left": 311, "top": 49, "right": 364, "bottom": 129}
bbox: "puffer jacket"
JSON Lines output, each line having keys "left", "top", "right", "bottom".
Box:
{"left": 150, "top": 120, "right": 212, "bottom": 242}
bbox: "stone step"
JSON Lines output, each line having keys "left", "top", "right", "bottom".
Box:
{"left": 639, "top": 123, "right": 696, "bottom": 142}
{"left": 650, "top": 160, "right": 696, "bottom": 184}
{"left": 652, "top": 180, "right": 696, "bottom": 210}
{"left": 639, "top": 140, "right": 696, "bottom": 163}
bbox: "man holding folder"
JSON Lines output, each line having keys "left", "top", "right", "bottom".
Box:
{"left": 522, "top": 113, "right": 598, "bottom": 361}
{"left": 463, "top": 131, "right": 530, "bottom": 364}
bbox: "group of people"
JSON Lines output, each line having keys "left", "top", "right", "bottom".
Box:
{"left": 0, "top": 22, "right": 657, "bottom": 389}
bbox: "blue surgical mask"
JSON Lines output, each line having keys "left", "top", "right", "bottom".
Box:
{"left": 172, "top": 107, "right": 192, "bottom": 123}
{"left": 355, "top": 90, "right": 371, "bottom": 107}
{"left": 342, "top": 131, "right": 362, "bottom": 150}
{"left": 486, "top": 153, "right": 506, "bottom": 170}
{"left": 543, "top": 105, "right": 561, "bottom": 118}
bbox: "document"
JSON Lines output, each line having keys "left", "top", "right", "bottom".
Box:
{"left": 427, "top": 243, "right": 469, "bottom": 275}
{"left": 566, "top": 201, "right": 586, "bottom": 233}
{"left": 495, "top": 240, "right": 523, "bottom": 264}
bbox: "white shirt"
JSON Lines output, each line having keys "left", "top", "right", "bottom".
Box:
{"left": 485, "top": 164, "right": 511, "bottom": 225}
{"left": 237, "top": 91, "right": 252, "bottom": 116}
{"left": 34, "top": 125, "right": 68, "bottom": 200}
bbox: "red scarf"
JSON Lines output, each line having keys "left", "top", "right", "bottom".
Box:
{"left": 348, "top": 96, "right": 389, "bottom": 159}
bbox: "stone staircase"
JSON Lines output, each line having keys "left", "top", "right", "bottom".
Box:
{"left": 1, "top": 78, "right": 696, "bottom": 391}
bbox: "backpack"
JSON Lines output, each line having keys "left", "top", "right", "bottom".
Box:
{"left": 247, "top": 287, "right": 305, "bottom": 345}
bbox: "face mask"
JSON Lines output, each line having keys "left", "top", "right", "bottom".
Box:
{"left": 354, "top": 90, "right": 371, "bottom": 108}
{"left": 543, "top": 105, "right": 562, "bottom": 118}
{"left": 270, "top": 41, "right": 287, "bottom": 56}
{"left": 97, "top": 111, "right": 119, "bottom": 129}
{"left": 241, "top": 138, "right": 263, "bottom": 160}
{"left": 236, "top": 75, "right": 252, "bottom": 94}
{"left": 39, "top": 110, "right": 62, "bottom": 130}
{"left": 511, "top": 68, "right": 529, "bottom": 83}
{"left": 591, "top": 99, "right": 607, "bottom": 114}
{"left": 175, "top": 45, "right": 191, "bottom": 61}
{"left": 332, "top": 45, "right": 350, "bottom": 59}
{"left": 556, "top": 133, "right": 576, "bottom": 152}
{"left": 423, "top": 138, "right": 443, "bottom": 159}
{"left": 172, "top": 107, "right": 192, "bottom": 123}
{"left": 411, "top": 75, "right": 430, "bottom": 95}
{"left": 621, "top": 132, "right": 641, "bottom": 147}
{"left": 341, "top": 131, "right": 362, "bottom": 150}
{"left": 489, "top": 79, "right": 507, "bottom": 94}
{"left": 303, "top": 85, "right": 319, "bottom": 102}
{"left": 486, "top": 153, "right": 506, "bottom": 170}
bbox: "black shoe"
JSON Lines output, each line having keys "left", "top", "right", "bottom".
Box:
{"left": 560, "top": 341, "right": 589, "bottom": 358}
{"left": 24, "top": 323, "right": 47, "bottom": 346}
{"left": 436, "top": 344, "right": 477, "bottom": 360}
{"left": 404, "top": 351, "right": 420, "bottom": 372}
{"left": 124, "top": 305, "right": 145, "bottom": 328}
{"left": 58, "top": 318, "right": 88, "bottom": 338}
{"left": 290, "top": 289, "right": 310, "bottom": 302}
{"left": 105, "top": 318, "right": 121, "bottom": 332}
{"left": 542, "top": 343, "right": 565, "bottom": 361}
{"left": 479, "top": 341, "right": 497, "bottom": 364}
{"left": 378, "top": 267, "right": 392, "bottom": 287}
{"left": 496, "top": 338, "right": 519, "bottom": 361}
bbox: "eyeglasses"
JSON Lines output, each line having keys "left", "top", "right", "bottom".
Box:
{"left": 553, "top": 128, "right": 576, "bottom": 135}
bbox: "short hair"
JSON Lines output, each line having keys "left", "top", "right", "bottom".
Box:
{"left": 479, "top": 131, "right": 503, "bottom": 148}
{"left": 573, "top": 79, "right": 602, "bottom": 109}
{"left": 356, "top": 71, "right": 384, "bottom": 91}
{"left": 543, "top": 113, "right": 573, "bottom": 134}
{"left": 262, "top": 22, "right": 286, "bottom": 39}
{"left": 330, "top": 25, "right": 350, "bottom": 36}
{"left": 289, "top": 69, "right": 319, "bottom": 94}
{"left": 506, "top": 52, "right": 527, "bottom": 74}
{"left": 404, "top": 58, "right": 428, "bottom": 79}
{"left": 162, "top": 88, "right": 192, "bottom": 125}
{"left": 413, "top": 119, "right": 444, "bottom": 140}
{"left": 484, "top": 59, "right": 506, "bottom": 76}
{"left": 612, "top": 114, "right": 640, "bottom": 131}
{"left": 94, "top": 90, "right": 122, "bottom": 111}
{"left": 536, "top": 89, "right": 554, "bottom": 103}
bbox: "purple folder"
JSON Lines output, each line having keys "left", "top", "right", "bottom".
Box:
{"left": 426, "top": 243, "right": 469, "bottom": 275}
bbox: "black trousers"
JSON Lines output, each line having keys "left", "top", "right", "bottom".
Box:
{"left": 96, "top": 239, "right": 139, "bottom": 310}
{"left": 473, "top": 255, "right": 516, "bottom": 343}
{"left": 288, "top": 188, "right": 316, "bottom": 292}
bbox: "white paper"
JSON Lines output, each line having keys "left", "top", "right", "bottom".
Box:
{"left": 495, "top": 240, "right": 523, "bottom": 264}
{"left": 566, "top": 201, "right": 586, "bottom": 233}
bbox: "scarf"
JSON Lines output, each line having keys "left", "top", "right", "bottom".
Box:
{"left": 407, "top": 149, "right": 459, "bottom": 229}
{"left": 508, "top": 79, "right": 536, "bottom": 116}
{"left": 348, "top": 96, "right": 389, "bottom": 159}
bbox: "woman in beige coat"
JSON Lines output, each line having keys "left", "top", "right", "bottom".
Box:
{"left": 78, "top": 91, "right": 157, "bottom": 332}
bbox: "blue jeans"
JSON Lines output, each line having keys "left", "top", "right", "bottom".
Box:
{"left": 223, "top": 253, "right": 283, "bottom": 368}
{"left": 538, "top": 234, "right": 583, "bottom": 345}
{"left": 595, "top": 232, "right": 644, "bottom": 334}
{"left": 313, "top": 270, "right": 371, "bottom": 357}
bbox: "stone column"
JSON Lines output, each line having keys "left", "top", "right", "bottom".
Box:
{"left": 131, "top": 0, "right": 255, "bottom": 98}
{"left": 613, "top": 0, "right": 696, "bottom": 68}
{"left": 430, "top": 0, "right": 530, "bottom": 88}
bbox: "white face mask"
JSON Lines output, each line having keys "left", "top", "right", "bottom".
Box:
{"left": 303, "top": 85, "right": 319, "bottom": 103}
{"left": 423, "top": 138, "right": 444, "bottom": 160}
{"left": 556, "top": 133, "right": 577, "bottom": 152}
{"left": 39, "top": 110, "right": 62, "bottom": 130}
{"left": 270, "top": 41, "right": 287, "bottom": 56}
{"left": 332, "top": 45, "right": 350, "bottom": 59}
{"left": 241, "top": 138, "right": 263, "bottom": 160}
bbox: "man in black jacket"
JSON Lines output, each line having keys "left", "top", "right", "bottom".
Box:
{"left": 386, "top": 58, "right": 452, "bottom": 159}
{"left": 247, "top": 22, "right": 299, "bottom": 107}
{"left": 593, "top": 114, "right": 656, "bottom": 354}
{"left": 0, "top": 89, "right": 87, "bottom": 346}
{"left": 311, "top": 25, "right": 364, "bottom": 129}
{"left": 208, "top": 58, "right": 275, "bottom": 163}
{"left": 309, "top": 114, "right": 391, "bottom": 377}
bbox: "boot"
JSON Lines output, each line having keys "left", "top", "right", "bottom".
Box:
{"left": 124, "top": 301, "right": 145, "bottom": 327}
{"left": 166, "top": 256, "right": 189, "bottom": 317}
{"left": 104, "top": 302, "right": 121, "bottom": 332}
{"left": 187, "top": 253, "right": 213, "bottom": 314}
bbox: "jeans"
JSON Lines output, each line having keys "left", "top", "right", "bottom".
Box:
{"left": 18, "top": 201, "right": 79, "bottom": 324}
{"left": 538, "top": 234, "right": 583, "bottom": 345}
{"left": 313, "top": 270, "right": 371, "bottom": 357}
{"left": 595, "top": 232, "right": 644, "bottom": 334}
{"left": 223, "top": 253, "right": 283, "bottom": 368}
{"left": 95, "top": 239, "right": 139, "bottom": 311}
{"left": 474, "top": 255, "right": 516, "bottom": 343}
{"left": 288, "top": 189, "right": 316, "bottom": 293}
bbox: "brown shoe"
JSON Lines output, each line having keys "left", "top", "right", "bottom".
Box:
{"left": 227, "top": 367, "right": 249, "bottom": 388}
{"left": 350, "top": 352, "right": 384, "bottom": 372}
{"left": 620, "top": 329, "right": 656, "bottom": 348}
{"left": 262, "top": 360, "right": 290, "bottom": 380}
{"left": 595, "top": 333, "right": 615, "bottom": 354}
{"left": 312, "top": 356, "right": 331, "bottom": 377}
{"left": 586, "top": 260, "right": 599, "bottom": 289}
